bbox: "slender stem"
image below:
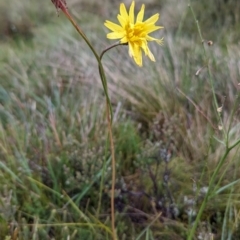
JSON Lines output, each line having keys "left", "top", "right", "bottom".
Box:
{"left": 229, "top": 139, "right": 240, "bottom": 151}
{"left": 106, "top": 99, "right": 117, "bottom": 240}
{"left": 63, "top": 10, "right": 113, "bottom": 121}
{"left": 98, "top": 42, "right": 130, "bottom": 240}
{"left": 59, "top": 9, "right": 117, "bottom": 240}
{"left": 100, "top": 42, "right": 125, "bottom": 60}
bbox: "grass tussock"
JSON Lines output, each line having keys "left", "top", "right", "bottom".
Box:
{"left": 0, "top": 0, "right": 240, "bottom": 239}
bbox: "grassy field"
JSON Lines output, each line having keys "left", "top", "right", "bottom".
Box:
{"left": 0, "top": 0, "right": 240, "bottom": 239}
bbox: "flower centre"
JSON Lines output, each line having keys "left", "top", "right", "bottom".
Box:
{"left": 126, "top": 23, "right": 145, "bottom": 42}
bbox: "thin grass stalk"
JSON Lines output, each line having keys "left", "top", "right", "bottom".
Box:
{"left": 27, "top": 176, "right": 64, "bottom": 199}
{"left": 135, "top": 212, "right": 162, "bottom": 240}
{"left": 221, "top": 159, "right": 239, "bottom": 240}
{"left": 188, "top": 0, "right": 226, "bottom": 139}
{"left": 188, "top": 148, "right": 231, "bottom": 240}
{"left": 26, "top": 223, "right": 112, "bottom": 235}
{"left": 213, "top": 145, "right": 240, "bottom": 194}
{"left": 221, "top": 200, "right": 229, "bottom": 240}
{"left": 73, "top": 157, "right": 111, "bottom": 205}
{"left": 187, "top": 1, "right": 232, "bottom": 238}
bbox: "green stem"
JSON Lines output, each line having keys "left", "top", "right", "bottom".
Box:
{"left": 100, "top": 42, "right": 124, "bottom": 60}
{"left": 187, "top": 148, "right": 230, "bottom": 240}
{"left": 63, "top": 10, "right": 113, "bottom": 121}
{"left": 229, "top": 138, "right": 240, "bottom": 151}
{"left": 97, "top": 41, "right": 123, "bottom": 219}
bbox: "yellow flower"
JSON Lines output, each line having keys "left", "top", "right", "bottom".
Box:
{"left": 104, "top": 1, "right": 163, "bottom": 66}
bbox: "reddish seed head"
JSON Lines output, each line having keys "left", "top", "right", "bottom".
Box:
{"left": 51, "top": 0, "right": 67, "bottom": 11}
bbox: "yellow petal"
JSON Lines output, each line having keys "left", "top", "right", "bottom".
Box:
{"left": 104, "top": 21, "right": 123, "bottom": 32}
{"left": 156, "top": 38, "right": 164, "bottom": 45}
{"left": 129, "top": 42, "right": 142, "bottom": 66}
{"left": 120, "top": 36, "right": 128, "bottom": 43}
{"left": 120, "top": 3, "right": 129, "bottom": 20}
{"left": 140, "top": 40, "right": 148, "bottom": 54}
{"left": 144, "top": 13, "right": 159, "bottom": 25}
{"left": 128, "top": 41, "right": 134, "bottom": 58}
{"left": 146, "top": 48, "right": 155, "bottom": 62}
{"left": 140, "top": 41, "right": 155, "bottom": 62}
{"left": 136, "top": 4, "right": 145, "bottom": 22}
{"left": 129, "top": 1, "right": 135, "bottom": 24}
{"left": 107, "top": 32, "right": 125, "bottom": 39}
{"left": 117, "top": 14, "right": 128, "bottom": 28}
{"left": 146, "top": 36, "right": 164, "bottom": 45}
{"left": 144, "top": 25, "right": 163, "bottom": 34}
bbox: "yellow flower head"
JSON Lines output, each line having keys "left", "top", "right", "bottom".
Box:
{"left": 104, "top": 1, "right": 163, "bottom": 67}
